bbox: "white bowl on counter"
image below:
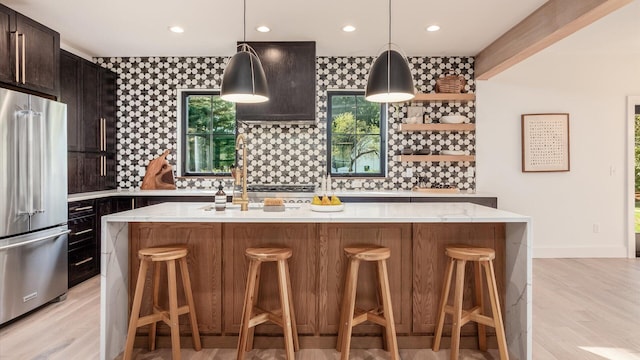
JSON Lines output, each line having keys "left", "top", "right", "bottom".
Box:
{"left": 440, "top": 115, "right": 468, "bottom": 124}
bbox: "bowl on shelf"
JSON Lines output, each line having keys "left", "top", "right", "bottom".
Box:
{"left": 401, "top": 148, "right": 413, "bottom": 155}
{"left": 440, "top": 115, "right": 468, "bottom": 124}
{"left": 414, "top": 149, "right": 431, "bottom": 155}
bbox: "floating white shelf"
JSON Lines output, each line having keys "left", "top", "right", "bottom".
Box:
{"left": 399, "top": 155, "right": 476, "bottom": 162}
{"left": 400, "top": 123, "right": 475, "bottom": 132}
{"left": 411, "top": 93, "right": 476, "bottom": 102}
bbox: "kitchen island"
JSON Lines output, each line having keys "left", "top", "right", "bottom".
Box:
{"left": 101, "top": 202, "right": 531, "bottom": 360}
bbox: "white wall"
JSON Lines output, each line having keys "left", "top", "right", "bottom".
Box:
{"left": 476, "top": 2, "right": 640, "bottom": 258}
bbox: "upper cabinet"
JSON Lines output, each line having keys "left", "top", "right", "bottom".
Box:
{"left": 235, "top": 41, "right": 316, "bottom": 124}
{"left": 0, "top": 6, "right": 13, "bottom": 85}
{"left": 60, "top": 51, "right": 81, "bottom": 151}
{"left": 0, "top": 4, "right": 60, "bottom": 98}
{"left": 81, "top": 61, "right": 101, "bottom": 152}
{"left": 61, "top": 50, "right": 117, "bottom": 154}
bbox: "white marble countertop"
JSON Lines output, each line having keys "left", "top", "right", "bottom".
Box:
{"left": 69, "top": 188, "right": 496, "bottom": 202}
{"left": 103, "top": 201, "right": 528, "bottom": 224}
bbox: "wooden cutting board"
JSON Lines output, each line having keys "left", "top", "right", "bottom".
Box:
{"left": 412, "top": 187, "right": 460, "bottom": 193}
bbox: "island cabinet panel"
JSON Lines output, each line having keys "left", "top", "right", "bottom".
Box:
{"left": 412, "top": 223, "right": 506, "bottom": 335}
{"left": 129, "top": 223, "right": 223, "bottom": 334}
{"left": 318, "top": 223, "right": 413, "bottom": 335}
{"left": 222, "top": 223, "right": 318, "bottom": 335}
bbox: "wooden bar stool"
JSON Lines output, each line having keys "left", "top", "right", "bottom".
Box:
{"left": 237, "top": 247, "right": 299, "bottom": 360}
{"left": 433, "top": 246, "right": 509, "bottom": 360}
{"left": 336, "top": 246, "right": 399, "bottom": 360}
{"left": 123, "top": 245, "right": 201, "bottom": 360}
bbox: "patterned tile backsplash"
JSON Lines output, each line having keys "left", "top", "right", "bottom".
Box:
{"left": 95, "top": 55, "right": 475, "bottom": 191}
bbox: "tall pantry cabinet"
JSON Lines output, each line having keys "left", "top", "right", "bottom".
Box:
{"left": 61, "top": 50, "right": 117, "bottom": 194}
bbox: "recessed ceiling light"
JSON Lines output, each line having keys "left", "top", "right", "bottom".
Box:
{"left": 342, "top": 25, "right": 356, "bottom": 32}
{"left": 256, "top": 26, "right": 271, "bottom": 33}
{"left": 169, "top": 26, "right": 184, "bottom": 33}
{"left": 426, "top": 25, "right": 440, "bottom": 32}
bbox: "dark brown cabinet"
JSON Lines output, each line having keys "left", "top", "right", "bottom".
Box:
{"left": 60, "top": 51, "right": 81, "bottom": 151}
{"left": 61, "top": 50, "right": 117, "bottom": 194}
{"left": 0, "top": 4, "right": 59, "bottom": 97}
{"left": 133, "top": 196, "right": 213, "bottom": 208}
{"left": 67, "top": 152, "right": 116, "bottom": 193}
{"left": 0, "top": 5, "right": 14, "bottom": 85}
{"left": 236, "top": 41, "right": 316, "bottom": 123}
{"left": 101, "top": 69, "right": 117, "bottom": 153}
{"left": 81, "top": 61, "right": 101, "bottom": 152}
{"left": 67, "top": 197, "right": 134, "bottom": 287}
{"left": 68, "top": 200, "right": 98, "bottom": 287}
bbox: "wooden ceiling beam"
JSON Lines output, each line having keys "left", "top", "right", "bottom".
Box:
{"left": 475, "top": 0, "right": 633, "bottom": 80}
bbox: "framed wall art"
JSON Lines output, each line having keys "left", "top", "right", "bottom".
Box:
{"left": 521, "top": 113, "right": 570, "bottom": 172}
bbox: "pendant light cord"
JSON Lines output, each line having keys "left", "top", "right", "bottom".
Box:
{"left": 388, "top": 0, "right": 391, "bottom": 47}
{"left": 387, "top": 0, "right": 392, "bottom": 95}
{"left": 243, "top": 0, "right": 247, "bottom": 42}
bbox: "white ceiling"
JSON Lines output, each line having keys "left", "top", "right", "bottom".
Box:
{"left": 3, "top": 0, "right": 549, "bottom": 57}
{"left": 543, "top": 0, "right": 640, "bottom": 56}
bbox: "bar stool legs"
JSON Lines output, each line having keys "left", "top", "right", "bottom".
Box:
{"left": 123, "top": 246, "right": 201, "bottom": 360}
{"left": 237, "top": 248, "right": 299, "bottom": 360}
{"left": 432, "top": 246, "right": 509, "bottom": 360}
{"left": 337, "top": 247, "right": 399, "bottom": 360}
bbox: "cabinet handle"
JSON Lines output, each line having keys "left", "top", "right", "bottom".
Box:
{"left": 100, "top": 118, "right": 104, "bottom": 151}
{"left": 14, "top": 33, "right": 19, "bottom": 83}
{"left": 73, "top": 228, "right": 93, "bottom": 236}
{"left": 102, "top": 118, "right": 106, "bottom": 151}
{"left": 73, "top": 206, "right": 93, "bottom": 212}
{"left": 21, "top": 34, "right": 25, "bottom": 84}
{"left": 74, "top": 257, "right": 94, "bottom": 266}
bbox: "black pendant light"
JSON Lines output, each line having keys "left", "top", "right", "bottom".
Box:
{"left": 365, "top": 0, "right": 415, "bottom": 103}
{"left": 220, "top": 0, "right": 269, "bottom": 103}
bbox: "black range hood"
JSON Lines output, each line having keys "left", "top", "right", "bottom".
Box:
{"left": 235, "top": 41, "right": 316, "bottom": 124}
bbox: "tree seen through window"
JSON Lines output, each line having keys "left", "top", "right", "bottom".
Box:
{"left": 328, "top": 92, "right": 386, "bottom": 177}
{"left": 182, "top": 91, "right": 235, "bottom": 175}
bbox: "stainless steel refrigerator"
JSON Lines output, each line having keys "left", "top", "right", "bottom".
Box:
{"left": 0, "top": 88, "right": 69, "bottom": 325}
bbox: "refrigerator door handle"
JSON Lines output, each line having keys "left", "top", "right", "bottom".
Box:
{"left": 26, "top": 110, "right": 35, "bottom": 216}
{"left": 0, "top": 230, "right": 70, "bottom": 251}
{"left": 31, "top": 111, "right": 45, "bottom": 214}
{"left": 16, "top": 110, "right": 31, "bottom": 216}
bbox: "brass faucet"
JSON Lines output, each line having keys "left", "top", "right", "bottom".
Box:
{"left": 232, "top": 133, "right": 249, "bottom": 211}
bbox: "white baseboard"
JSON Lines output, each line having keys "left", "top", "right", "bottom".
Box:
{"left": 533, "top": 246, "right": 629, "bottom": 258}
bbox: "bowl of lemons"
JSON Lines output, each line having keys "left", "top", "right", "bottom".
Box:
{"left": 310, "top": 195, "right": 344, "bottom": 212}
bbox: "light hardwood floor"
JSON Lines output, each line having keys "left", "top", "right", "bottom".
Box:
{"left": 0, "top": 259, "right": 638, "bottom": 359}
{"left": 532, "top": 258, "right": 640, "bottom": 360}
